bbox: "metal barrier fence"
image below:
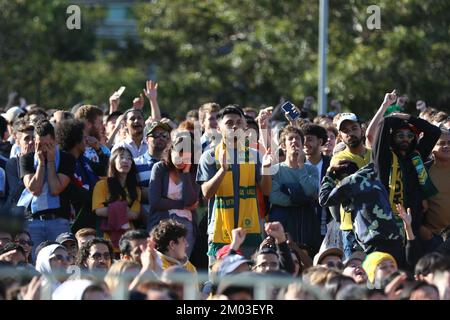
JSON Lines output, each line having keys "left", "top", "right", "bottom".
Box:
{"left": 0, "top": 266, "right": 330, "bottom": 300}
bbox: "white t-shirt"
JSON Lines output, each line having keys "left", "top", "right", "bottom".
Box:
{"left": 167, "top": 177, "right": 192, "bottom": 221}
{"left": 306, "top": 158, "right": 324, "bottom": 188}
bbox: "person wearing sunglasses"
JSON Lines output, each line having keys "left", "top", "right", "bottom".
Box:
{"left": 313, "top": 247, "right": 344, "bottom": 270}
{"left": 35, "top": 244, "right": 71, "bottom": 293}
{"left": 76, "top": 238, "right": 113, "bottom": 272}
{"left": 0, "top": 229, "right": 13, "bottom": 250}
{"left": 366, "top": 90, "right": 441, "bottom": 255}
{"left": 14, "top": 230, "right": 33, "bottom": 264}
{"left": 134, "top": 121, "right": 171, "bottom": 218}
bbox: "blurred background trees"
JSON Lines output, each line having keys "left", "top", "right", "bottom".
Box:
{"left": 1, "top": 0, "right": 448, "bottom": 119}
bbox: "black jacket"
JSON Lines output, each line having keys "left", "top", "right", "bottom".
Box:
{"left": 371, "top": 116, "right": 441, "bottom": 234}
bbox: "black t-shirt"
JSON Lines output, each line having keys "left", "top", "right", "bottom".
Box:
{"left": 20, "top": 151, "right": 76, "bottom": 219}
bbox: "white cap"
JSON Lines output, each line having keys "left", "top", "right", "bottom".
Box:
{"left": 336, "top": 113, "right": 358, "bottom": 131}
{"left": 313, "top": 247, "right": 344, "bottom": 266}
{"left": 1, "top": 106, "right": 25, "bottom": 123}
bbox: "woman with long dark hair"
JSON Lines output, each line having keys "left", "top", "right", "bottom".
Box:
{"left": 92, "top": 147, "right": 141, "bottom": 254}
{"left": 147, "top": 131, "right": 200, "bottom": 257}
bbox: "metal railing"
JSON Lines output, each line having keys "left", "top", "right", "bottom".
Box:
{"left": 0, "top": 266, "right": 330, "bottom": 300}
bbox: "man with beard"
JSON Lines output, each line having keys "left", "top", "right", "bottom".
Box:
{"left": 329, "top": 113, "right": 372, "bottom": 260}
{"left": 112, "top": 109, "right": 147, "bottom": 158}
{"left": 134, "top": 121, "right": 171, "bottom": 215}
{"left": 302, "top": 123, "right": 332, "bottom": 240}
{"left": 370, "top": 92, "right": 441, "bottom": 249}
{"left": 76, "top": 238, "right": 113, "bottom": 274}
{"left": 74, "top": 105, "right": 109, "bottom": 175}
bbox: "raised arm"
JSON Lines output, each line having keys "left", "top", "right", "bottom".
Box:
{"left": 366, "top": 90, "right": 397, "bottom": 148}
{"left": 257, "top": 107, "right": 272, "bottom": 151}
{"left": 106, "top": 114, "right": 124, "bottom": 150}
{"left": 408, "top": 116, "right": 441, "bottom": 159}
{"left": 46, "top": 145, "right": 71, "bottom": 196}
{"left": 109, "top": 90, "right": 121, "bottom": 115}
{"left": 200, "top": 150, "right": 228, "bottom": 200}
{"left": 22, "top": 144, "right": 46, "bottom": 196}
{"left": 259, "top": 148, "right": 273, "bottom": 196}
{"left": 144, "top": 80, "right": 161, "bottom": 121}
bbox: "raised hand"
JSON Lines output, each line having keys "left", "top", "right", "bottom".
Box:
{"left": 395, "top": 203, "right": 412, "bottom": 226}
{"left": 257, "top": 107, "right": 273, "bottom": 129}
{"left": 140, "top": 237, "right": 161, "bottom": 273}
{"left": 328, "top": 160, "right": 356, "bottom": 177}
{"left": 231, "top": 227, "right": 246, "bottom": 251}
{"left": 109, "top": 91, "right": 121, "bottom": 112}
{"left": 133, "top": 93, "right": 145, "bottom": 110}
{"left": 294, "top": 145, "right": 306, "bottom": 166}
{"left": 265, "top": 221, "right": 287, "bottom": 244}
{"left": 20, "top": 276, "right": 43, "bottom": 300}
{"left": 219, "top": 148, "right": 229, "bottom": 171}
{"left": 86, "top": 136, "right": 100, "bottom": 151}
{"left": 283, "top": 104, "right": 301, "bottom": 127}
{"left": 143, "top": 80, "right": 158, "bottom": 101}
{"left": 262, "top": 147, "right": 273, "bottom": 168}
{"left": 382, "top": 90, "right": 397, "bottom": 107}
{"left": 384, "top": 273, "right": 408, "bottom": 300}
{"left": 46, "top": 143, "right": 56, "bottom": 162}
{"left": 36, "top": 142, "right": 46, "bottom": 163}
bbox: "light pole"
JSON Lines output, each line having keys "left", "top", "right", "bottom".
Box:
{"left": 318, "top": 0, "right": 328, "bottom": 115}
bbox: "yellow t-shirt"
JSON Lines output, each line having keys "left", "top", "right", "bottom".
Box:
{"left": 330, "top": 147, "right": 372, "bottom": 230}
{"left": 92, "top": 178, "right": 141, "bottom": 250}
{"left": 92, "top": 178, "right": 141, "bottom": 213}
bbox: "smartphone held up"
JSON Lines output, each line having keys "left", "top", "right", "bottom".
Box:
{"left": 281, "top": 101, "right": 301, "bottom": 121}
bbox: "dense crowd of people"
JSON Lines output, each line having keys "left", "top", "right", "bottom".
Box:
{"left": 0, "top": 84, "right": 449, "bottom": 300}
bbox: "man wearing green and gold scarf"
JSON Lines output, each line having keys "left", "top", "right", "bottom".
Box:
{"left": 196, "top": 105, "right": 273, "bottom": 268}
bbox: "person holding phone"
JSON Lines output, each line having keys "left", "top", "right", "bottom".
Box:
{"left": 269, "top": 125, "right": 321, "bottom": 255}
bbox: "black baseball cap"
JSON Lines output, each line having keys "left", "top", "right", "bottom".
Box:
{"left": 217, "top": 105, "right": 244, "bottom": 120}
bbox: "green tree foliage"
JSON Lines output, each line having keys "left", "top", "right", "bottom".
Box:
{"left": 136, "top": 0, "right": 449, "bottom": 118}
{"left": 0, "top": 0, "right": 144, "bottom": 111}
{"left": 1, "top": 0, "right": 448, "bottom": 117}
